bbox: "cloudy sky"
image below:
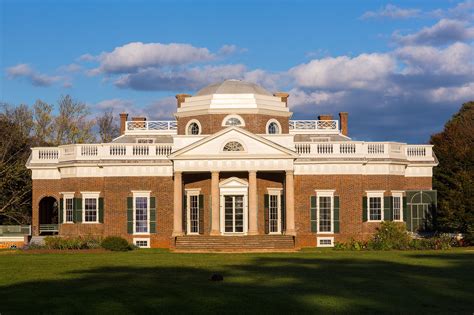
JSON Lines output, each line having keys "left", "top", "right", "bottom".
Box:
{"left": 1, "top": 0, "right": 473, "bottom": 143}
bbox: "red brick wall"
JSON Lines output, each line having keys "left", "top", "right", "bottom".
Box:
{"left": 294, "top": 175, "right": 432, "bottom": 248}
{"left": 177, "top": 114, "right": 289, "bottom": 135}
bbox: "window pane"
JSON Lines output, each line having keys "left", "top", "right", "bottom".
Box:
{"left": 65, "top": 198, "right": 74, "bottom": 222}
{"left": 269, "top": 195, "right": 279, "bottom": 233}
{"left": 189, "top": 195, "right": 199, "bottom": 233}
{"left": 369, "top": 197, "right": 382, "bottom": 221}
{"left": 84, "top": 198, "right": 97, "bottom": 222}
{"left": 319, "top": 196, "right": 332, "bottom": 232}
{"left": 135, "top": 197, "right": 148, "bottom": 233}
{"left": 393, "top": 197, "right": 401, "bottom": 221}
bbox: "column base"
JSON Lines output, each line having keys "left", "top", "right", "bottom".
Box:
{"left": 284, "top": 230, "right": 296, "bottom": 236}
{"left": 247, "top": 230, "right": 259, "bottom": 235}
{"left": 172, "top": 231, "right": 184, "bottom": 237}
{"left": 210, "top": 230, "right": 221, "bottom": 236}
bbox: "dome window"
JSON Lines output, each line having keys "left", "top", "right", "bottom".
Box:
{"left": 222, "top": 115, "right": 245, "bottom": 127}
{"left": 223, "top": 141, "right": 245, "bottom": 152}
{"left": 186, "top": 120, "right": 201, "bottom": 135}
{"left": 266, "top": 120, "right": 281, "bottom": 134}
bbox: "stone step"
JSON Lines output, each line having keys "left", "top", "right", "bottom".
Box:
{"left": 174, "top": 235, "right": 295, "bottom": 252}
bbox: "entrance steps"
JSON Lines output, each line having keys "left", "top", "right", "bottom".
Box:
{"left": 29, "top": 236, "right": 46, "bottom": 246}
{"left": 173, "top": 235, "right": 296, "bottom": 252}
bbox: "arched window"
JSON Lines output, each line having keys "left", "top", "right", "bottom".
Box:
{"left": 186, "top": 120, "right": 201, "bottom": 135}
{"left": 266, "top": 120, "right": 281, "bottom": 134}
{"left": 223, "top": 141, "right": 244, "bottom": 152}
{"left": 222, "top": 115, "right": 245, "bottom": 127}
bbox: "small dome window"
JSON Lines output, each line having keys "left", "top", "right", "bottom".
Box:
{"left": 186, "top": 121, "right": 201, "bottom": 135}
{"left": 266, "top": 120, "right": 281, "bottom": 134}
{"left": 223, "top": 141, "right": 244, "bottom": 152}
{"left": 222, "top": 115, "right": 245, "bottom": 127}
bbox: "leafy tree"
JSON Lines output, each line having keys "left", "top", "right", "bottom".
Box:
{"left": 430, "top": 101, "right": 474, "bottom": 237}
{"left": 97, "top": 110, "right": 120, "bottom": 143}
{"left": 55, "top": 95, "right": 95, "bottom": 145}
{"left": 33, "top": 99, "right": 55, "bottom": 145}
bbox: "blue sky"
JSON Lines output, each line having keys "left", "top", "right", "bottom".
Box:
{"left": 1, "top": 0, "right": 473, "bottom": 143}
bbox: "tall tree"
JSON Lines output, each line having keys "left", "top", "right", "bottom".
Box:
{"left": 430, "top": 101, "right": 474, "bottom": 238}
{"left": 33, "top": 99, "right": 55, "bottom": 145}
{"left": 97, "top": 110, "right": 120, "bottom": 143}
{"left": 55, "top": 95, "right": 95, "bottom": 145}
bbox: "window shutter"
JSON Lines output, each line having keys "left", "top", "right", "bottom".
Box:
{"left": 127, "top": 197, "right": 133, "bottom": 234}
{"left": 403, "top": 196, "right": 408, "bottom": 222}
{"left": 182, "top": 194, "right": 187, "bottom": 233}
{"left": 199, "top": 194, "right": 204, "bottom": 235}
{"left": 281, "top": 193, "right": 286, "bottom": 232}
{"left": 310, "top": 195, "right": 317, "bottom": 232}
{"left": 98, "top": 197, "right": 104, "bottom": 223}
{"left": 334, "top": 196, "right": 340, "bottom": 233}
{"left": 150, "top": 197, "right": 156, "bottom": 233}
{"left": 74, "top": 198, "right": 82, "bottom": 223}
{"left": 384, "top": 196, "right": 392, "bottom": 221}
{"left": 59, "top": 198, "right": 64, "bottom": 224}
{"left": 362, "top": 197, "right": 367, "bottom": 222}
{"left": 264, "top": 194, "right": 269, "bottom": 234}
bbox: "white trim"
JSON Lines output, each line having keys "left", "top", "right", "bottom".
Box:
{"left": 391, "top": 192, "right": 403, "bottom": 222}
{"left": 133, "top": 238, "right": 150, "bottom": 248}
{"left": 81, "top": 192, "right": 100, "bottom": 224}
{"left": 219, "top": 177, "right": 248, "bottom": 235}
{"left": 317, "top": 237, "right": 334, "bottom": 247}
{"left": 61, "top": 192, "right": 75, "bottom": 224}
{"left": 265, "top": 119, "right": 282, "bottom": 135}
{"left": 222, "top": 114, "right": 245, "bottom": 127}
{"left": 185, "top": 119, "right": 202, "bottom": 135}
{"left": 315, "top": 190, "right": 335, "bottom": 234}
{"left": 186, "top": 192, "right": 200, "bottom": 235}
{"left": 132, "top": 191, "right": 150, "bottom": 235}
{"left": 367, "top": 191, "right": 384, "bottom": 222}
{"left": 267, "top": 188, "right": 282, "bottom": 234}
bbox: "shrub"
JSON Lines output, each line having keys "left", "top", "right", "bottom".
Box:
{"left": 43, "top": 236, "right": 101, "bottom": 250}
{"left": 100, "top": 236, "right": 132, "bottom": 251}
{"left": 409, "top": 235, "right": 452, "bottom": 250}
{"left": 369, "top": 221, "right": 411, "bottom": 250}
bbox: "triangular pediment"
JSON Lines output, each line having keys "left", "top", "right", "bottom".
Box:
{"left": 219, "top": 177, "right": 248, "bottom": 188}
{"left": 169, "top": 127, "right": 297, "bottom": 159}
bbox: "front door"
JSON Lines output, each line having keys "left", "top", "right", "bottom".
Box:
{"left": 224, "top": 195, "right": 244, "bottom": 233}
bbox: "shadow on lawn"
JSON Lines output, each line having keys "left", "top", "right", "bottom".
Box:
{"left": 1, "top": 252, "right": 473, "bottom": 314}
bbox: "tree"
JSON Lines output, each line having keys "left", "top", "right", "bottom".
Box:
{"left": 33, "top": 99, "right": 55, "bottom": 145}
{"left": 430, "top": 101, "right": 474, "bottom": 237}
{"left": 97, "top": 110, "right": 120, "bottom": 143}
{"left": 54, "top": 95, "right": 95, "bottom": 145}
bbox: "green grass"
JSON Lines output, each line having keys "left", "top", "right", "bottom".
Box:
{"left": 0, "top": 248, "right": 473, "bottom": 314}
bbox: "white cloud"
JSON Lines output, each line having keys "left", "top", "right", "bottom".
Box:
{"left": 6, "top": 63, "right": 61, "bottom": 87}
{"left": 426, "top": 82, "right": 474, "bottom": 102}
{"left": 288, "top": 88, "right": 346, "bottom": 108}
{"left": 429, "top": 0, "right": 474, "bottom": 21}
{"left": 218, "top": 44, "right": 247, "bottom": 56}
{"left": 91, "top": 42, "right": 215, "bottom": 74}
{"left": 289, "top": 53, "right": 396, "bottom": 90}
{"left": 360, "top": 4, "right": 420, "bottom": 19}
{"left": 394, "top": 19, "right": 474, "bottom": 46}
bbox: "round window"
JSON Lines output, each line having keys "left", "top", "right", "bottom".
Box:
{"left": 268, "top": 122, "right": 280, "bottom": 134}
{"left": 187, "top": 122, "right": 200, "bottom": 135}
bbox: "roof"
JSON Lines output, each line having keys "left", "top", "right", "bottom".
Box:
{"left": 195, "top": 79, "right": 272, "bottom": 96}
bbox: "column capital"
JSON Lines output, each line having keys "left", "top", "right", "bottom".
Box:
{"left": 248, "top": 170, "right": 257, "bottom": 175}
{"left": 285, "top": 170, "right": 294, "bottom": 176}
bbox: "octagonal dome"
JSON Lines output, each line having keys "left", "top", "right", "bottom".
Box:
{"left": 195, "top": 79, "right": 272, "bottom": 96}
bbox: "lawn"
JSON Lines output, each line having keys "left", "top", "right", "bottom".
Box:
{"left": 0, "top": 248, "right": 473, "bottom": 314}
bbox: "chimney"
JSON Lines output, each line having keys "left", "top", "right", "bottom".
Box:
{"left": 318, "top": 114, "right": 333, "bottom": 120}
{"left": 274, "top": 92, "right": 290, "bottom": 107}
{"left": 339, "top": 112, "right": 348, "bottom": 136}
{"left": 131, "top": 116, "right": 147, "bottom": 129}
{"left": 119, "top": 112, "right": 128, "bottom": 135}
{"left": 175, "top": 94, "right": 191, "bottom": 108}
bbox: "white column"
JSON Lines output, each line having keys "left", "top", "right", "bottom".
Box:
{"left": 285, "top": 170, "right": 296, "bottom": 235}
{"left": 210, "top": 171, "right": 220, "bottom": 235}
{"left": 248, "top": 171, "right": 258, "bottom": 235}
{"left": 172, "top": 171, "right": 183, "bottom": 236}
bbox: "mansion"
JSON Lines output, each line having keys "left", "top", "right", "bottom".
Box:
{"left": 27, "top": 80, "right": 437, "bottom": 250}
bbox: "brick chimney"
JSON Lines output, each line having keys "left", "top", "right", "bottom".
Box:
{"left": 274, "top": 92, "right": 290, "bottom": 107}
{"left": 318, "top": 114, "right": 333, "bottom": 120}
{"left": 119, "top": 112, "right": 128, "bottom": 135}
{"left": 175, "top": 94, "right": 191, "bottom": 108}
{"left": 131, "top": 116, "right": 147, "bottom": 129}
{"left": 339, "top": 112, "right": 348, "bottom": 136}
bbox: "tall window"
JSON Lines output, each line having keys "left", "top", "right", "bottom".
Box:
{"left": 319, "top": 196, "right": 332, "bottom": 232}
{"left": 187, "top": 122, "right": 200, "bottom": 135}
{"left": 135, "top": 196, "right": 149, "bottom": 233}
{"left": 368, "top": 196, "right": 383, "bottom": 221}
{"left": 392, "top": 193, "right": 403, "bottom": 221}
{"left": 189, "top": 195, "right": 199, "bottom": 234}
{"left": 84, "top": 198, "right": 98, "bottom": 222}
{"left": 65, "top": 198, "right": 74, "bottom": 223}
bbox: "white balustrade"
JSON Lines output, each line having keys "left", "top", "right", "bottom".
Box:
{"left": 289, "top": 120, "right": 339, "bottom": 134}
{"left": 125, "top": 121, "right": 177, "bottom": 134}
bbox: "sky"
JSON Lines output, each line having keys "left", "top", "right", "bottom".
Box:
{"left": 1, "top": 0, "right": 473, "bottom": 143}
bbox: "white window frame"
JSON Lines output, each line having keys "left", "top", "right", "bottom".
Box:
{"left": 81, "top": 192, "right": 100, "bottom": 224}
{"left": 185, "top": 188, "right": 201, "bottom": 235}
{"left": 317, "top": 236, "right": 335, "bottom": 247}
{"left": 132, "top": 191, "right": 151, "bottom": 235}
{"left": 185, "top": 119, "right": 202, "bottom": 135}
{"left": 267, "top": 188, "right": 283, "bottom": 234}
{"left": 265, "top": 119, "right": 282, "bottom": 135}
{"left": 367, "top": 191, "right": 385, "bottom": 222}
{"left": 60, "top": 192, "right": 75, "bottom": 224}
{"left": 391, "top": 191, "right": 404, "bottom": 222}
{"left": 222, "top": 114, "right": 245, "bottom": 127}
{"left": 315, "top": 190, "right": 335, "bottom": 234}
{"left": 133, "top": 238, "right": 150, "bottom": 248}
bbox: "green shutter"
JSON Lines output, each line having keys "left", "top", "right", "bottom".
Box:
{"left": 74, "top": 198, "right": 82, "bottom": 223}
{"left": 98, "top": 197, "right": 104, "bottom": 223}
{"left": 198, "top": 195, "right": 204, "bottom": 234}
{"left": 264, "top": 194, "right": 269, "bottom": 234}
{"left": 334, "top": 196, "right": 340, "bottom": 233}
{"left": 281, "top": 193, "right": 286, "bottom": 232}
{"left": 384, "top": 196, "right": 392, "bottom": 221}
{"left": 59, "top": 198, "right": 64, "bottom": 224}
{"left": 310, "top": 195, "right": 317, "bottom": 232}
{"left": 150, "top": 197, "right": 156, "bottom": 233}
{"left": 362, "top": 197, "right": 367, "bottom": 222}
{"left": 182, "top": 194, "right": 187, "bottom": 233}
{"left": 127, "top": 197, "right": 133, "bottom": 234}
{"left": 403, "top": 196, "right": 408, "bottom": 222}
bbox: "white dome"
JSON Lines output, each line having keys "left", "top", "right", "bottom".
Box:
{"left": 195, "top": 79, "right": 272, "bottom": 96}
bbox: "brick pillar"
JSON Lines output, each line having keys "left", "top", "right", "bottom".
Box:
{"left": 318, "top": 114, "right": 333, "bottom": 120}
{"left": 210, "top": 171, "right": 220, "bottom": 235}
{"left": 172, "top": 171, "right": 183, "bottom": 236}
{"left": 119, "top": 112, "right": 128, "bottom": 135}
{"left": 285, "top": 170, "right": 295, "bottom": 235}
{"left": 175, "top": 94, "right": 191, "bottom": 108}
{"left": 273, "top": 92, "right": 290, "bottom": 107}
{"left": 339, "top": 112, "right": 348, "bottom": 136}
{"left": 248, "top": 171, "right": 258, "bottom": 235}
